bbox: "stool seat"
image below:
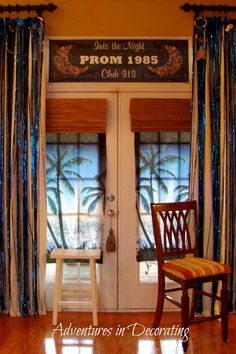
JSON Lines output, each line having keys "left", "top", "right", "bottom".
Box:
{"left": 50, "top": 248, "right": 101, "bottom": 326}
{"left": 50, "top": 248, "right": 101, "bottom": 260}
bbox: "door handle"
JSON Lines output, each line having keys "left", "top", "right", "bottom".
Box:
{"left": 107, "top": 209, "right": 115, "bottom": 217}
{"left": 106, "top": 194, "right": 115, "bottom": 202}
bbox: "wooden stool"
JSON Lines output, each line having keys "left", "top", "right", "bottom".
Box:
{"left": 50, "top": 248, "right": 101, "bottom": 326}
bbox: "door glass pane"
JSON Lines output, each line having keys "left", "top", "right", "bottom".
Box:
{"left": 46, "top": 133, "right": 106, "bottom": 282}
{"left": 135, "top": 132, "right": 190, "bottom": 282}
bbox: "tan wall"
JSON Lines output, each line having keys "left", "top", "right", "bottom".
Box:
{"left": 1, "top": 0, "right": 236, "bottom": 37}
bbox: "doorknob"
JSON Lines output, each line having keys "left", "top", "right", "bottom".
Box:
{"left": 106, "top": 194, "right": 115, "bottom": 202}
{"left": 107, "top": 209, "right": 115, "bottom": 217}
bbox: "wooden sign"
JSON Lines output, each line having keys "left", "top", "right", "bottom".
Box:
{"left": 49, "top": 39, "right": 189, "bottom": 83}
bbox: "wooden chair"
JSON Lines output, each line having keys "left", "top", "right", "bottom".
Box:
{"left": 150, "top": 201, "right": 230, "bottom": 352}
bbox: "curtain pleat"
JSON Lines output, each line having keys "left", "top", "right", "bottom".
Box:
{"left": 225, "top": 26, "right": 236, "bottom": 312}
{"left": 202, "top": 46, "right": 214, "bottom": 315}
{"left": 37, "top": 41, "right": 47, "bottom": 315}
{"left": 0, "top": 17, "right": 46, "bottom": 316}
{"left": 191, "top": 17, "right": 236, "bottom": 313}
{"left": 9, "top": 28, "right": 19, "bottom": 316}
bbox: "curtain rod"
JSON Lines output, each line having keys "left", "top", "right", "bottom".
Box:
{"left": 180, "top": 3, "right": 236, "bottom": 16}
{"left": 0, "top": 3, "right": 58, "bottom": 16}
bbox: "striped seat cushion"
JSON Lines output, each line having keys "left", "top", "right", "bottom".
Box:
{"left": 162, "top": 257, "right": 230, "bottom": 280}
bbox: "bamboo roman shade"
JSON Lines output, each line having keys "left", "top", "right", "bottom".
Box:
{"left": 46, "top": 98, "right": 108, "bottom": 133}
{"left": 130, "top": 98, "right": 191, "bottom": 132}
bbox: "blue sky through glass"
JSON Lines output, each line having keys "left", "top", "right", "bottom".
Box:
{"left": 136, "top": 132, "right": 190, "bottom": 254}
{"left": 46, "top": 133, "right": 105, "bottom": 251}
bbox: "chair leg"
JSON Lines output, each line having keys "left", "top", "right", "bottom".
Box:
{"left": 221, "top": 277, "right": 229, "bottom": 343}
{"left": 153, "top": 274, "right": 165, "bottom": 328}
{"left": 190, "top": 287, "right": 197, "bottom": 321}
{"left": 181, "top": 287, "right": 190, "bottom": 352}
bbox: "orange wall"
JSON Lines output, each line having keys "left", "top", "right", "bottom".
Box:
{"left": 1, "top": 0, "right": 236, "bottom": 37}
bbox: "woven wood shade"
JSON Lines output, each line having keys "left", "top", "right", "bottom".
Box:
{"left": 130, "top": 98, "right": 191, "bottom": 132}
{"left": 46, "top": 98, "right": 107, "bottom": 133}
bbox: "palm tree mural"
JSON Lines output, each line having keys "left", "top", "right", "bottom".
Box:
{"left": 139, "top": 144, "right": 180, "bottom": 202}
{"left": 81, "top": 171, "right": 106, "bottom": 215}
{"left": 46, "top": 177, "right": 62, "bottom": 248}
{"left": 174, "top": 184, "right": 189, "bottom": 201}
{"left": 136, "top": 181, "right": 155, "bottom": 249}
{"left": 137, "top": 144, "right": 181, "bottom": 261}
{"left": 138, "top": 180, "right": 155, "bottom": 213}
{"left": 46, "top": 145, "right": 90, "bottom": 249}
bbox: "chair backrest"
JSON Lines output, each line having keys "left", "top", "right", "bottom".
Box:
{"left": 151, "top": 201, "right": 198, "bottom": 263}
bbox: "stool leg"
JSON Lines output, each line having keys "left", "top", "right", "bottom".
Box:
{"left": 58, "top": 262, "right": 63, "bottom": 312}
{"left": 90, "top": 259, "right": 98, "bottom": 326}
{"left": 53, "top": 259, "right": 63, "bottom": 326}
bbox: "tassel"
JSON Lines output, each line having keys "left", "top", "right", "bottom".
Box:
{"left": 106, "top": 227, "right": 116, "bottom": 252}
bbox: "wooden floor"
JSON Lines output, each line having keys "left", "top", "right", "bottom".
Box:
{"left": 0, "top": 311, "right": 235, "bottom": 354}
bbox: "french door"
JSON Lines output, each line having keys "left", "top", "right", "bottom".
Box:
{"left": 118, "top": 93, "right": 157, "bottom": 309}
{"left": 106, "top": 91, "right": 160, "bottom": 310}
{"left": 46, "top": 90, "right": 190, "bottom": 310}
